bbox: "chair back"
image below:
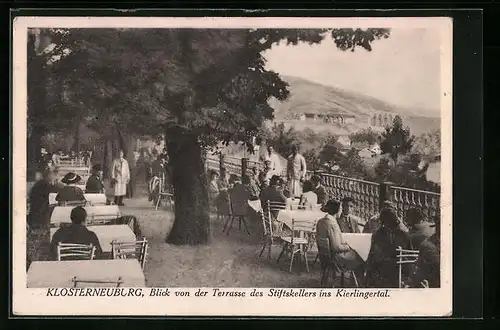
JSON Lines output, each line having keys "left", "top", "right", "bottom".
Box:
{"left": 262, "top": 200, "right": 287, "bottom": 237}
{"left": 291, "top": 219, "right": 316, "bottom": 245}
{"left": 316, "top": 237, "right": 332, "bottom": 267}
{"left": 88, "top": 213, "right": 120, "bottom": 225}
{"left": 72, "top": 276, "right": 123, "bottom": 288}
{"left": 57, "top": 243, "right": 96, "bottom": 261}
{"left": 111, "top": 238, "right": 149, "bottom": 270}
{"left": 396, "top": 246, "right": 420, "bottom": 288}
{"left": 229, "top": 187, "right": 249, "bottom": 216}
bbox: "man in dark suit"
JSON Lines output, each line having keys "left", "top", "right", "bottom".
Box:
{"left": 310, "top": 175, "right": 327, "bottom": 206}
{"left": 50, "top": 206, "right": 103, "bottom": 260}
{"left": 85, "top": 164, "right": 105, "bottom": 194}
{"left": 337, "top": 197, "right": 363, "bottom": 233}
{"left": 28, "top": 169, "right": 59, "bottom": 229}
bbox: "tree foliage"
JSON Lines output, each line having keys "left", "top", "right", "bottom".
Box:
{"left": 380, "top": 115, "right": 415, "bottom": 163}
{"left": 29, "top": 27, "right": 391, "bottom": 245}
{"left": 349, "top": 127, "right": 380, "bottom": 145}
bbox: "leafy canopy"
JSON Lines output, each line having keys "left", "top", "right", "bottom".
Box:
{"left": 32, "top": 28, "right": 390, "bottom": 150}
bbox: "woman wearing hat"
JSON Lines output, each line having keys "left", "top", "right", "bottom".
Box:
{"left": 55, "top": 172, "right": 85, "bottom": 203}
{"left": 111, "top": 150, "right": 130, "bottom": 206}
{"left": 85, "top": 164, "right": 105, "bottom": 194}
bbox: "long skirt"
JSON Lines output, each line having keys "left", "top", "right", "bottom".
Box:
{"left": 288, "top": 178, "right": 303, "bottom": 198}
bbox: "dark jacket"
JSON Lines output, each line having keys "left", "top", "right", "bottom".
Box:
{"left": 337, "top": 213, "right": 362, "bottom": 233}
{"left": 365, "top": 226, "right": 412, "bottom": 288}
{"left": 49, "top": 224, "right": 103, "bottom": 260}
{"left": 229, "top": 183, "right": 250, "bottom": 216}
{"left": 85, "top": 174, "right": 105, "bottom": 194}
{"left": 260, "top": 186, "right": 287, "bottom": 219}
{"left": 55, "top": 186, "right": 85, "bottom": 203}
{"left": 28, "top": 180, "right": 59, "bottom": 228}
{"left": 314, "top": 185, "right": 328, "bottom": 205}
{"left": 411, "top": 235, "right": 440, "bottom": 288}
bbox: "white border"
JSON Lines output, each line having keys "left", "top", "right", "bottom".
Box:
{"left": 12, "top": 16, "right": 453, "bottom": 316}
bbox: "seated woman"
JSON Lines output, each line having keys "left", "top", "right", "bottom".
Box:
{"left": 316, "top": 199, "right": 364, "bottom": 279}
{"left": 365, "top": 208, "right": 413, "bottom": 288}
{"left": 85, "top": 164, "right": 106, "bottom": 194}
{"left": 55, "top": 172, "right": 86, "bottom": 205}
{"left": 299, "top": 180, "right": 318, "bottom": 209}
{"left": 50, "top": 206, "right": 103, "bottom": 260}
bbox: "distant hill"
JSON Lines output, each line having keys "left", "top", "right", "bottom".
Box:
{"left": 270, "top": 75, "right": 440, "bottom": 136}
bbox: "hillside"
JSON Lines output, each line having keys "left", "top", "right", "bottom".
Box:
{"left": 270, "top": 75, "right": 440, "bottom": 136}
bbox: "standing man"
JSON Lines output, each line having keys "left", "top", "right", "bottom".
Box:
{"left": 261, "top": 145, "right": 282, "bottom": 176}
{"left": 111, "top": 150, "right": 130, "bottom": 206}
{"left": 286, "top": 145, "right": 307, "bottom": 199}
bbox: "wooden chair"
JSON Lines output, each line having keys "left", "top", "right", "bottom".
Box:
{"left": 57, "top": 243, "right": 96, "bottom": 261}
{"left": 277, "top": 218, "right": 316, "bottom": 273}
{"left": 396, "top": 246, "right": 420, "bottom": 288}
{"left": 258, "top": 200, "right": 287, "bottom": 259}
{"left": 72, "top": 276, "right": 123, "bottom": 288}
{"left": 155, "top": 175, "right": 174, "bottom": 211}
{"left": 223, "top": 192, "right": 251, "bottom": 236}
{"left": 111, "top": 238, "right": 149, "bottom": 270}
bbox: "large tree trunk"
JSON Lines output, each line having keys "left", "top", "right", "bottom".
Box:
{"left": 166, "top": 132, "right": 210, "bottom": 245}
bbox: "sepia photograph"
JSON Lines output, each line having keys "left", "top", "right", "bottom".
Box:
{"left": 13, "top": 16, "right": 452, "bottom": 316}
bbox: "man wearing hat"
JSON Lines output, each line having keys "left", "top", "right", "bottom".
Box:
{"left": 55, "top": 172, "right": 85, "bottom": 203}
{"left": 363, "top": 200, "right": 409, "bottom": 234}
{"left": 337, "top": 197, "right": 363, "bottom": 233}
{"left": 85, "top": 164, "right": 105, "bottom": 194}
{"left": 49, "top": 206, "right": 103, "bottom": 260}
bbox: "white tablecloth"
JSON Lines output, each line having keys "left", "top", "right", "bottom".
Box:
{"left": 50, "top": 224, "right": 135, "bottom": 253}
{"left": 27, "top": 259, "right": 145, "bottom": 288}
{"left": 276, "top": 210, "right": 326, "bottom": 229}
{"left": 49, "top": 193, "right": 106, "bottom": 205}
{"left": 50, "top": 205, "right": 121, "bottom": 225}
{"left": 343, "top": 233, "right": 372, "bottom": 262}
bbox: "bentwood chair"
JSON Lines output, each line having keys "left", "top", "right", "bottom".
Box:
{"left": 277, "top": 218, "right": 316, "bottom": 273}
{"left": 396, "top": 246, "right": 420, "bottom": 288}
{"left": 111, "top": 238, "right": 149, "bottom": 270}
{"left": 57, "top": 243, "right": 96, "bottom": 261}
{"left": 72, "top": 276, "right": 123, "bottom": 288}
{"left": 258, "top": 201, "right": 287, "bottom": 259}
{"left": 224, "top": 190, "right": 251, "bottom": 236}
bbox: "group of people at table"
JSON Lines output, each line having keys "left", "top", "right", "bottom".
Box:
{"left": 27, "top": 149, "right": 140, "bottom": 265}
{"left": 206, "top": 146, "right": 440, "bottom": 288}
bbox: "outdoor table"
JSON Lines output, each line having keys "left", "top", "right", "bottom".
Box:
{"left": 276, "top": 209, "right": 326, "bottom": 229}
{"left": 27, "top": 259, "right": 145, "bottom": 288}
{"left": 84, "top": 193, "right": 107, "bottom": 205}
{"left": 248, "top": 200, "right": 262, "bottom": 212}
{"left": 50, "top": 205, "right": 121, "bottom": 225}
{"left": 50, "top": 224, "right": 135, "bottom": 253}
{"left": 49, "top": 192, "right": 104, "bottom": 206}
{"left": 342, "top": 233, "right": 372, "bottom": 262}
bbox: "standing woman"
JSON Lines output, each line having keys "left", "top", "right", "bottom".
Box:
{"left": 111, "top": 150, "right": 130, "bottom": 206}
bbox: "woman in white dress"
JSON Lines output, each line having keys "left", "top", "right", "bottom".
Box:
{"left": 111, "top": 150, "right": 130, "bottom": 206}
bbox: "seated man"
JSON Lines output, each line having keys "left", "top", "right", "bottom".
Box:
{"left": 310, "top": 175, "right": 327, "bottom": 206}
{"left": 56, "top": 172, "right": 85, "bottom": 204}
{"left": 337, "top": 197, "right": 363, "bottom": 233}
{"left": 85, "top": 164, "right": 106, "bottom": 194}
{"left": 49, "top": 206, "right": 103, "bottom": 260}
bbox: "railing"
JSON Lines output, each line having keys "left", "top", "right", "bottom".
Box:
{"left": 204, "top": 153, "right": 441, "bottom": 223}
{"left": 388, "top": 185, "right": 441, "bottom": 222}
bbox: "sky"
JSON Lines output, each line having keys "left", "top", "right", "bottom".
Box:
{"left": 263, "top": 28, "right": 442, "bottom": 113}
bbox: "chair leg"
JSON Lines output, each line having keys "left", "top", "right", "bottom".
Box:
{"left": 277, "top": 244, "right": 287, "bottom": 263}
{"left": 238, "top": 217, "right": 241, "bottom": 230}
{"left": 313, "top": 253, "right": 319, "bottom": 267}
{"left": 241, "top": 216, "right": 251, "bottom": 235}
{"left": 222, "top": 216, "right": 231, "bottom": 232}
{"left": 155, "top": 196, "right": 161, "bottom": 210}
{"left": 304, "top": 248, "right": 310, "bottom": 273}
{"left": 289, "top": 249, "right": 296, "bottom": 273}
{"left": 226, "top": 216, "right": 236, "bottom": 235}
{"left": 259, "top": 240, "right": 268, "bottom": 258}
{"left": 352, "top": 271, "right": 359, "bottom": 288}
